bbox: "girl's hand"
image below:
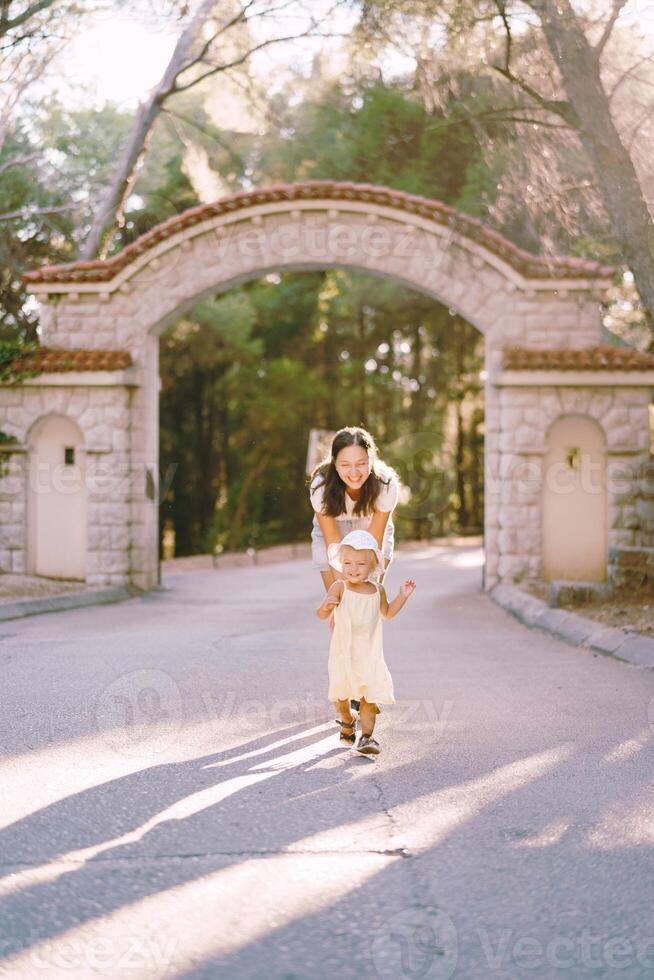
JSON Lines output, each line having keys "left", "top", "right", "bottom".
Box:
{"left": 321, "top": 594, "right": 340, "bottom": 612}
{"left": 400, "top": 579, "right": 416, "bottom": 599}
{"left": 328, "top": 609, "right": 335, "bottom": 632}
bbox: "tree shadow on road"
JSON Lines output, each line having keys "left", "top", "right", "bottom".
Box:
{"left": 0, "top": 718, "right": 424, "bottom": 968}
{"left": 0, "top": 713, "right": 653, "bottom": 978}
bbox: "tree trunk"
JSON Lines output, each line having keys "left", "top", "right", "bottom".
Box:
{"left": 229, "top": 450, "right": 273, "bottom": 550}
{"left": 410, "top": 321, "right": 424, "bottom": 429}
{"left": 80, "top": 0, "right": 222, "bottom": 259}
{"left": 528, "top": 0, "right": 654, "bottom": 338}
{"left": 357, "top": 304, "right": 367, "bottom": 422}
{"left": 470, "top": 408, "right": 483, "bottom": 530}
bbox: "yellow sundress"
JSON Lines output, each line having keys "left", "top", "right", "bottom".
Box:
{"left": 328, "top": 581, "right": 395, "bottom": 704}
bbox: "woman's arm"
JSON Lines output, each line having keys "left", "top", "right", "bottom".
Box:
{"left": 315, "top": 511, "right": 341, "bottom": 549}
{"left": 368, "top": 509, "right": 391, "bottom": 550}
{"left": 369, "top": 509, "right": 393, "bottom": 585}
{"left": 315, "top": 512, "right": 343, "bottom": 591}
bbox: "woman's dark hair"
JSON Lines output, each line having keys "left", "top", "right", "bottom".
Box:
{"left": 307, "top": 426, "right": 399, "bottom": 517}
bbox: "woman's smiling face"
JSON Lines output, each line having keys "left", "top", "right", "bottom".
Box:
{"left": 334, "top": 445, "right": 372, "bottom": 490}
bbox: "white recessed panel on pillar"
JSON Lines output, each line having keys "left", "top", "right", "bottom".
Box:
{"left": 27, "top": 414, "right": 86, "bottom": 580}
{"left": 542, "top": 415, "right": 607, "bottom": 582}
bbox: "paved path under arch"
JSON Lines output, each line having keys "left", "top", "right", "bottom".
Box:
{"left": 1, "top": 542, "right": 653, "bottom": 978}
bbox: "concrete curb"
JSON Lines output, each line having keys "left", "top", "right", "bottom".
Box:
{"left": 0, "top": 586, "right": 142, "bottom": 622}
{"left": 489, "top": 584, "right": 654, "bottom": 669}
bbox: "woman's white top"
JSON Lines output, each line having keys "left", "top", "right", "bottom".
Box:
{"left": 309, "top": 473, "right": 399, "bottom": 520}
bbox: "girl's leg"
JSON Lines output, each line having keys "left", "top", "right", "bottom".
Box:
{"left": 334, "top": 698, "right": 356, "bottom": 744}
{"left": 335, "top": 698, "right": 355, "bottom": 724}
{"left": 359, "top": 697, "right": 379, "bottom": 736}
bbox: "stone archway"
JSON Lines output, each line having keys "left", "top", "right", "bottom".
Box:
{"left": 15, "top": 180, "right": 647, "bottom": 591}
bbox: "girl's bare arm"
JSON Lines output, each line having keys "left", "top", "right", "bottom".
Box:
{"left": 316, "top": 579, "right": 344, "bottom": 619}
{"left": 379, "top": 579, "right": 416, "bottom": 620}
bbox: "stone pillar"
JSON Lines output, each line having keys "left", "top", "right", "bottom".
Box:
{"left": 491, "top": 379, "right": 654, "bottom": 584}
{"left": 604, "top": 387, "right": 654, "bottom": 550}
{"left": 127, "top": 333, "right": 161, "bottom": 590}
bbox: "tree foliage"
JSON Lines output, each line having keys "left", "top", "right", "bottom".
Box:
{"left": 6, "top": 3, "right": 650, "bottom": 554}
{"left": 355, "top": 0, "right": 654, "bottom": 346}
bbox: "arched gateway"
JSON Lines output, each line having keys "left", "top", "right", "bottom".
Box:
{"left": 2, "top": 181, "right": 653, "bottom": 590}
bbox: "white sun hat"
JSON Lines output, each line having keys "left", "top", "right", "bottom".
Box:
{"left": 327, "top": 529, "right": 384, "bottom": 577}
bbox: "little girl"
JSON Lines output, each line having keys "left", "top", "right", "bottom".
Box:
{"left": 316, "top": 529, "right": 416, "bottom": 756}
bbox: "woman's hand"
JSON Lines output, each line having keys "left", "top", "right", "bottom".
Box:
{"left": 399, "top": 579, "right": 416, "bottom": 599}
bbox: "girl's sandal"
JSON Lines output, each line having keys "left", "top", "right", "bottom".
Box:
{"left": 335, "top": 716, "right": 357, "bottom": 745}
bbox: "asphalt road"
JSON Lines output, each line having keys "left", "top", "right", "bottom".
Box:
{"left": 1, "top": 542, "right": 653, "bottom": 980}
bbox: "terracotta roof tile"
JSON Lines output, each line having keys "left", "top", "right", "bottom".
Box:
{"left": 502, "top": 345, "right": 654, "bottom": 371}
{"left": 9, "top": 347, "right": 132, "bottom": 374}
{"left": 23, "top": 182, "right": 616, "bottom": 286}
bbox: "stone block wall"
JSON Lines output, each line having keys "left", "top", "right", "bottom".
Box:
{"left": 626, "top": 456, "right": 654, "bottom": 548}
{"left": 492, "top": 383, "right": 653, "bottom": 582}
{"left": 0, "top": 380, "right": 134, "bottom": 585}
{"left": 608, "top": 546, "right": 654, "bottom": 588}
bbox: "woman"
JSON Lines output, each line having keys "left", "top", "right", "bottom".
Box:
{"left": 308, "top": 426, "right": 401, "bottom": 593}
